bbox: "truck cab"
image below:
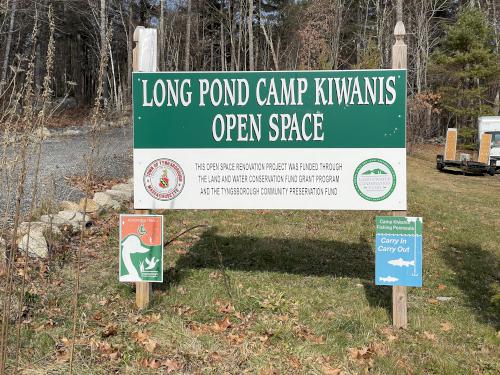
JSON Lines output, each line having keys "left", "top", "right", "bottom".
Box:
{"left": 478, "top": 116, "right": 500, "bottom": 168}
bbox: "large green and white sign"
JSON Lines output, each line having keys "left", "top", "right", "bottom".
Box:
{"left": 133, "top": 70, "right": 407, "bottom": 210}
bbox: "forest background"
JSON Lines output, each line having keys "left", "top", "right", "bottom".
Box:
{"left": 0, "top": 0, "right": 499, "bottom": 145}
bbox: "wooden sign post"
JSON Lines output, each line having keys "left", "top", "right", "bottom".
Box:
{"left": 133, "top": 26, "right": 157, "bottom": 309}
{"left": 391, "top": 20, "right": 408, "bottom": 329}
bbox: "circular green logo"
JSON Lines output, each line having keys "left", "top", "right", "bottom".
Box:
{"left": 353, "top": 158, "right": 396, "bottom": 201}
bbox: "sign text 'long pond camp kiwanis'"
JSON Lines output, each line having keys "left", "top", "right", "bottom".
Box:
{"left": 133, "top": 70, "right": 407, "bottom": 210}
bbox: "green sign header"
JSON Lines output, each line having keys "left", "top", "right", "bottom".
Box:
{"left": 133, "top": 70, "right": 406, "bottom": 149}
{"left": 376, "top": 216, "right": 423, "bottom": 236}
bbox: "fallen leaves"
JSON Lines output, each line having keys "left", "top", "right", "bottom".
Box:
{"left": 259, "top": 367, "right": 280, "bottom": 375}
{"left": 349, "top": 342, "right": 388, "bottom": 366}
{"left": 440, "top": 322, "right": 453, "bottom": 332}
{"left": 437, "top": 284, "right": 447, "bottom": 291}
{"left": 321, "top": 364, "right": 342, "bottom": 375}
{"left": 212, "top": 316, "right": 231, "bottom": 332}
{"left": 215, "top": 299, "right": 234, "bottom": 314}
{"left": 294, "top": 324, "right": 325, "bottom": 344}
{"left": 96, "top": 341, "right": 121, "bottom": 360}
{"left": 379, "top": 326, "right": 398, "bottom": 342}
{"left": 55, "top": 348, "right": 70, "bottom": 363}
{"left": 258, "top": 331, "right": 274, "bottom": 343}
{"left": 423, "top": 331, "right": 437, "bottom": 341}
{"left": 101, "top": 323, "right": 118, "bottom": 338}
{"left": 173, "top": 304, "right": 193, "bottom": 317}
{"left": 131, "top": 330, "right": 159, "bottom": 353}
{"left": 138, "top": 358, "right": 182, "bottom": 372}
{"left": 130, "top": 312, "right": 161, "bottom": 325}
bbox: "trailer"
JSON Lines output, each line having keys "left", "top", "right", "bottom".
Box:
{"left": 436, "top": 154, "right": 496, "bottom": 175}
{"left": 436, "top": 119, "right": 500, "bottom": 176}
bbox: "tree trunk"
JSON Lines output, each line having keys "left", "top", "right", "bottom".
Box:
{"left": 100, "top": 0, "right": 109, "bottom": 103}
{"left": 159, "top": 0, "right": 165, "bottom": 71}
{"left": 248, "top": 0, "right": 254, "bottom": 71}
{"left": 127, "top": 1, "right": 133, "bottom": 102}
{"left": 220, "top": 0, "right": 226, "bottom": 71}
{"left": 1, "top": 0, "right": 17, "bottom": 91}
{"left": 184, "top": 0, "right": 192, "bottom": 71}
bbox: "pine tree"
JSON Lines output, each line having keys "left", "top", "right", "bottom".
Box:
{"left": 429, "top": 7, "right": 499, "bottom": 129}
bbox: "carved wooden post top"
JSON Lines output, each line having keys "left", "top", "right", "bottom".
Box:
{"left": 394, "top": 21, "right": 406, "bottom": 42}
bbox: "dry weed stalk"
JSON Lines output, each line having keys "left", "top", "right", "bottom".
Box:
{"left": 68, "top": 22, "right": 113, "bottom": 374}
{"left": 0, "top": 7, "right": 54, "bottom": 374}
{"left": 12, "top": 8, "right": 55, "bottom": 371}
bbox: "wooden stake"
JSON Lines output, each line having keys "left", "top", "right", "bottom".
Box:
{"left": 391, "top": 20, "right": 408, "bottom": 329}
{"left": 133, "top": 27, "right": 157, "bottom": 309}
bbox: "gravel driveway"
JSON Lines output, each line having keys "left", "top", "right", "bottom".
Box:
{"left": 1, "top": 125, "right": 133, "bottom": 218}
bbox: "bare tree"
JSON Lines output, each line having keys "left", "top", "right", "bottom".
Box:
{"left": 185, "top": 0, "right": 192, "bottom": 71}
{"left": 0, "top": 0, "right": 17, "bottom": 92}
{"left": 248, "top": 0, "right": 254, "bottom": 70}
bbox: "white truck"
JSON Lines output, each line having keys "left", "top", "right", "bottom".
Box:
{"left": 478, "top": 116, "right": 500, "bottom": 170}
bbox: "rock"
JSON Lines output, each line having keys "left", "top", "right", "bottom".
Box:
{"left": 40, "top": 213, "right": 69, "bottom": 227}
{"left": 106, "top": 189, "right": 132, "bottom": 202}
{"left": 57, "top": 210, "right": 92, "bottom": 228}
{"left": 79, "top": 198, "right": 101, "bottom": 213}
{"left": 127, "top": 177, "right": 133, "bottom": 184}
{"left": 41, "top": 210, "right": 92, "bottom": 229}
{"left": 93, "top": 192, "right": 121, "bottom": 210}
{"left": 18, "top": 221, "right": 61, "bottom": 237}
{"left": 60, "top": 200, "right": 80, "bottom": 211}
{"left": 18, "top": 228, "right": 48, "bottom": 258}
{"left": 61, "top": 129, "right": 82, "bottom": 136}
{"left": 111, "top": 183, "right": 133, "bottom": 193}
{"left": 36, "top": 127, "right": 51, "bottom": 139}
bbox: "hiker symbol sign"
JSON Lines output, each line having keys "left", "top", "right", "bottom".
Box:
{"left": 119, "top": 214, "right": 163, "bottom": 282}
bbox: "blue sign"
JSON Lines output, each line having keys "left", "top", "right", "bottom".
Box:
{"left": 375, "top": 216, "right": 423, "bottom": 287}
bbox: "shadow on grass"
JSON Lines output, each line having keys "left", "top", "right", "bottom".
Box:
{"left": 156, "top": 227, "right": 392, "bottom": 315}
{"left": 442, "top": 242, "right": 500, "bottom": 329}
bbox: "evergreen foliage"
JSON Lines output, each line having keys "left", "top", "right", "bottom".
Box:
{"left": 429, "top": 7, "right": 499, "bottom": 128}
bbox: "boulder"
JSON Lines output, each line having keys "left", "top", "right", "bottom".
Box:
{"left": 18, "top": 228, "right": 48, "bottom": 258}
{"left": 18, "top": 221, "right": 61, "bottom": 237}
{"left": 106, "top": 189, "right": 132, "bottom": 202}
{"left": 60, "top": 200, "right": 80, "bottom": 211}
{"left": 40, "top": 213, "right": 69, "bottom": 227}
{"left": 93, "top": 192, "right": 121, "bottom": 210}
{"left": 36, "top": 127, "right": 51, "bottom": 139}
{"left": 57, "top": 210, "right": 92, "bottom": 228}
{"left": 79, "top": 198, "right": 101, "bottom": 213}
{"left": 61, "top": 129, "right": 82, "bottom": 136}
{"left": 41, "top": 210, "right": 92, "bottom": 229}
{"left": 111, "top": 183, "right": 133, "bottom": 193}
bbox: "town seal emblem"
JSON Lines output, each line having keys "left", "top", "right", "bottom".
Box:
{"left": 143, "top": 158, "right": 185, "bottom": 201}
